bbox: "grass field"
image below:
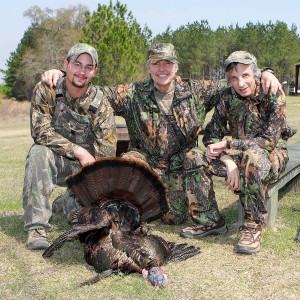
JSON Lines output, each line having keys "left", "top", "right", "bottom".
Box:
{"left": 0, "top": 96, "right": 300, "bottom": 300}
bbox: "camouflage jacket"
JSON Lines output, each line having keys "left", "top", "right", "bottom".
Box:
{"left": 203, "top": 83, "right": 291, "bottom": 152}
{"left": 30, "top": 79, "right": 117, "bottom": 159}
{"left": 101, "top": 76, "right": 219, "bottom": 171}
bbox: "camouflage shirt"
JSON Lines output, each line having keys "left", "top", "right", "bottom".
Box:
{"left": 30, "top": 79, "right": 117, "bottom": 159}
{"left": 203, "top": 82, "right": 290, "bottom": 152}
{"left": 101, "top": 76, "right": 219, "bottom": 171}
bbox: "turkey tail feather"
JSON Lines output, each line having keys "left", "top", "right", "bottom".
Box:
{"left": 167, "top": 242, "right": 200, "bottom": 263}
{"left": 42, "top": 224, "right": 100, "bottom": 258}
{"left": 65, "top": 157, "right": 169, "bottom": 222}
{"left": 80, "top": 269, "right": 115, "bottom": 287}
{"left": 42, "top": 228, "right": 80, "bottom": 258}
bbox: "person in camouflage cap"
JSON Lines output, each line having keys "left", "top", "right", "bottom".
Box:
{"left": 147, "top": 43, "right": 178, "bottom": 63}
{"left": 23, "top": 43, "right": 117, "bottom": 250}
{"left": 41, "top": 44, "right": 281, "bottom": 232}
{"left": 181, "top": 50, "right": 294, "bottom": 254}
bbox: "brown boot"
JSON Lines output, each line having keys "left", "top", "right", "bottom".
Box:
{"left": 180, "top": 218, "right": 227, "bottom": 239}
{"left": 237, "top": 222, "right": 262, "bottom": 254}
{"left": 26, "top": 229, "right": 49, "bottom": 250}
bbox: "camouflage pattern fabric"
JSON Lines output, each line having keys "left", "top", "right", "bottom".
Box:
{"left": 102, "top": 77, "right": 221, "bottom": 224}
{"left": 31, "top": 79, "right": 117, "bottom": 158}
{"left": 183, "top": 147, "right": 222, "bottom": 225}
{"left": 23, "top": 145, "right": 82, "bottom": 231}
{"left": 51, "top": 188, "right": 82, "bottom": 218}
{"left": 122, "top": 148, "right": 223, "bottom": 225}
{"left": 67, "top": 43, "right": 98, "bottom": 66}
{"left": 23, "top": 79, "right": 117, "bottom": 231}
{"left": 147, "top": 43, "right": 178, "bottom": 64}
{"left": 224, "top": 51, "right": 257, "bottom": 71}
{"left": 201, "top": 84, "right": 291, "bottom": 223}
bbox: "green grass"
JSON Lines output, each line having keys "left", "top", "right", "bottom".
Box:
{"left": 0, "top": 97, "right": 300, "bottom": 300}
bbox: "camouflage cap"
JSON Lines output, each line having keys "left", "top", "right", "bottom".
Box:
{"left": 147, "top": 43, "right": 177, "bottom": 64}
{"left": 224, "top": 51, "right": 257, "bottom": 71}
{"left": 67, "top": 43, "right": 98, "bottom": 66}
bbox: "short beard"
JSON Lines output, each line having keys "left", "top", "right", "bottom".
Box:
{"left": 71, "top": 77, "right": 87, "bottom": 88}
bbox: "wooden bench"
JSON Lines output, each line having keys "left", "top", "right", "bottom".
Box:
{"left": 116, "top": 125, "right": 300, "bottom": 228}
{"left": 116, "top": 124, "right": 130, "bottom": 157}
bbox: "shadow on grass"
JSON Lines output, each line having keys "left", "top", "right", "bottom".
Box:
{"left": 0, "top": 212, "right": 72, "bottom": 240}
{"left": 0, "top": 212, "right": 25, "bottom": 242}
{"left": 149, "top": 199, "right": 241, "bottom": 251}
{"left": 0, "top": 212, "right": 85, "bottom": 266}
{"left": 153, "top": 188, "right": 300, "bottom": 252}
{"left": 42, "top": 214, "right": 85, "bottom": 265}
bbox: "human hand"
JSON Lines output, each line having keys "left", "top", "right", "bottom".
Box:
{"left": 220, "top": 155, "right": 240, "bottom": 191}
{"left": 74, "top": 146, "right": 96, "bottom": 166}
{"left": 261, "top": 71, "right": 282, "bottom": 95}
{"left": 41, "top": 69, "right": 63, "bottom": 88}
{"left": 121, "top": 152, "right": 150, "bottom": 168}
{"left": 206, "top": 140, "right": 227, "bottom": 161}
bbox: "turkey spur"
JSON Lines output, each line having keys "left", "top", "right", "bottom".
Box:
{"left": 42, "top": 157, "right": 200, "bottom": 287}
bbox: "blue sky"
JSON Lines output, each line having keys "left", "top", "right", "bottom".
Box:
{"left": 1, "top": 0, "right": 299, "bottom": 82}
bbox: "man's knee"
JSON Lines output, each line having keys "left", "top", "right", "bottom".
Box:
{"left": 27, "top": 145, "right": 54, "bottom": 165}
{"left": 242, "top": 148, "right": 271, "bottom": 176}
{"left": 183, "top": 147, "right": 206, "bottom": 172}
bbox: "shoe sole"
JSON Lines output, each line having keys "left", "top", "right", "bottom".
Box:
{"left": 236, "top": 244, "right": 260, "bottom": 254}
{"left": 180, "top": 224, "right": 228, "bottom": 239}
{"left": 27, "top": 241, "right": 49, "bottom": 250}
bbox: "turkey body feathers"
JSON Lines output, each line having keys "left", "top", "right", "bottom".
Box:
{"left": 43, "top": 158, "right": 200, "bottom": 286}
{"left": 43, "top": 201, "right": 201, "bottom": 281}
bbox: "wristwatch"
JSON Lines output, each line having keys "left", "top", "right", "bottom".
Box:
{"left": 261, "top": 67, "right": 274, "bottom": 74}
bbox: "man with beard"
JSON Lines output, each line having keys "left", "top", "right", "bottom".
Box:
{"left": 23, "top": 43, "right": 117, "bottom": 250}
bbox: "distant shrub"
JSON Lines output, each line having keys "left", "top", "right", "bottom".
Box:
{"left": 0, "top": 84, "right": 11, "bottom": 97}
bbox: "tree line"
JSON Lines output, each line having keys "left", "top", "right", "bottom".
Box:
{"left": 2, "top": 0, "right": 300, "bottom": 100}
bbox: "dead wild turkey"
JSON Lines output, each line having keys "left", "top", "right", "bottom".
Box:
{"left": 43, "top": 157, "right": 200, "bottom": 287}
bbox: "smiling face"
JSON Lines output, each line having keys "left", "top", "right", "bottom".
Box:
{"left": 148, "top": 60, "right": 178, "bottom": 93}
{"left": 63, "top": 53, "right": 97, "bottom": 96}
{"left": 227, "top": 63, "right": 257, "bottom": 98}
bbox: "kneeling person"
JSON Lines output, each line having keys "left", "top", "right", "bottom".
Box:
{"left": 23, "top": 43, "right": 117, "bottom": 250}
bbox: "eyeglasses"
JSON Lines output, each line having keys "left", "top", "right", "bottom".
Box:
{"left": 70, "top": 60, "right": 96, "bottom": 73}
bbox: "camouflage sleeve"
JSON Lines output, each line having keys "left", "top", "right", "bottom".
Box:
{"left": 92, "top": 96, "right": 117, "bottom": 158}
{"left": 202, "top": 95, "right": 228, "bottom": 147}
{"left": 230, "top": 92, "right": 286, "bottom": 152}
{"left": 101, "top": 84, "right": 134, "bottom": 117}
{"left": 30, "top": 82, "right": 79, "bottom": 159}
{"left": 191, "top": 79, "right": 223, "bottom": 113}
{"left": 203, "top": 91, "right": 287, "bottom": 152}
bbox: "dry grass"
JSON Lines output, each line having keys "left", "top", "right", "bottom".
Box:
{"left": 0, "top": 96, "right": 300, "bottom": 300}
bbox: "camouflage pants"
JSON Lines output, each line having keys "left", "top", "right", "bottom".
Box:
{"left": 122, "top": 149, "right": 222, "bottom": 225}
{"left": 185, "top": 146, "right": 288, "bottom": 224}
{"left": 22, "top": 144, "right": 82, "bottom": 231}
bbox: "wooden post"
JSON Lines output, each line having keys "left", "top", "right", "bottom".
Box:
{"left": 295, "top": 63, "right": 300, "bottom": 96}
